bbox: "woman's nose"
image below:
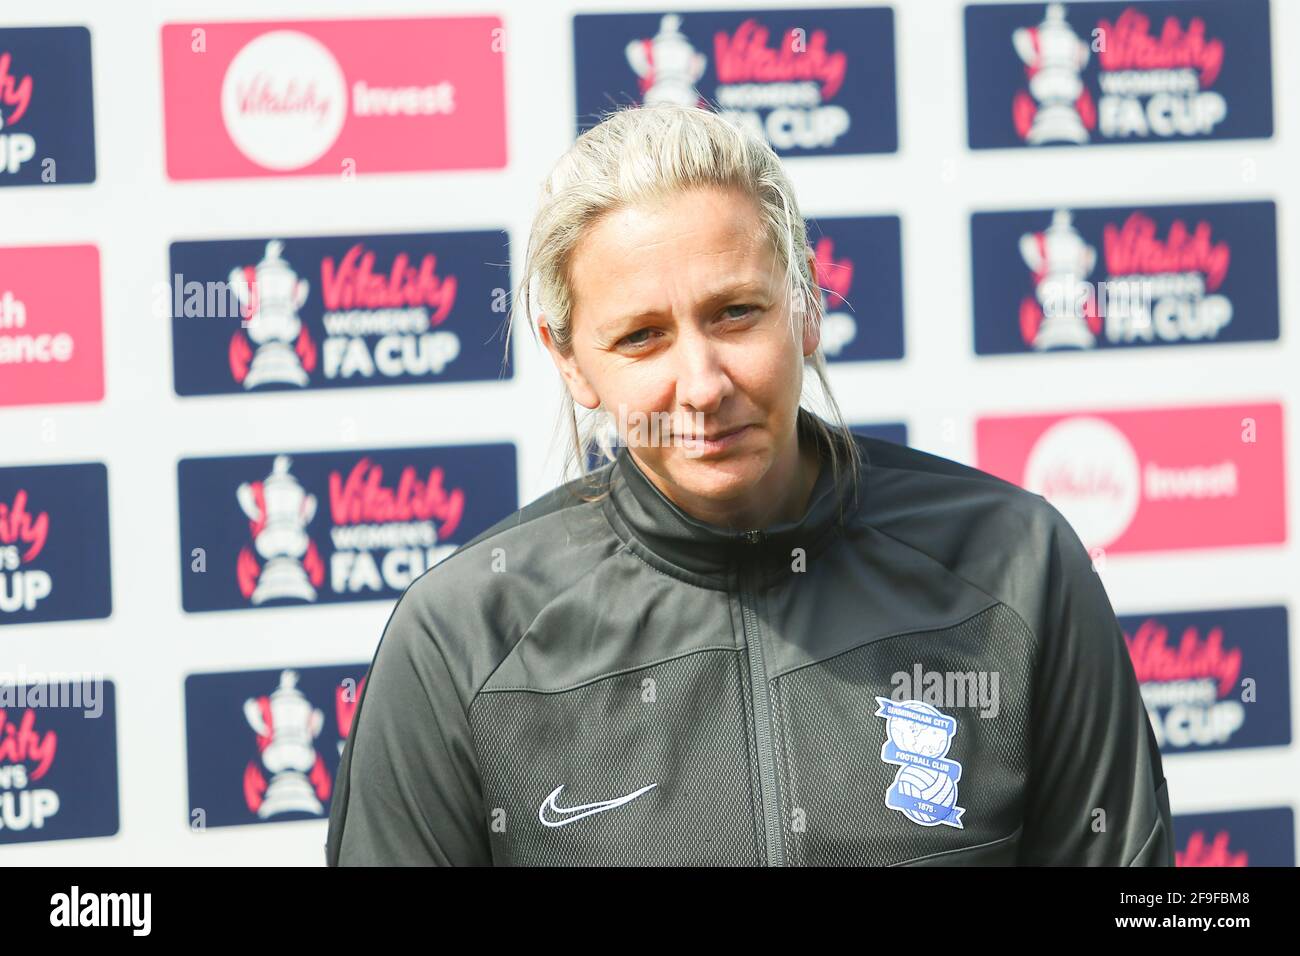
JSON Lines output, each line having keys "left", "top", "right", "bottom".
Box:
{"left": 672, "top": 332, "right": 732, "bottom": 413}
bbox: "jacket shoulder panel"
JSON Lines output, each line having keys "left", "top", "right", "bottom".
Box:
{"left": 856, "top": 436, "right": 1063, "bottom": 643}
{"left": 855, "top": 438, "right": 1170, "bottom": 865}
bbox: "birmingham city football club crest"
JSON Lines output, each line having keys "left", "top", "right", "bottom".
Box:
{"left": 874, "top": 697, "right": 966, "bottom": 828}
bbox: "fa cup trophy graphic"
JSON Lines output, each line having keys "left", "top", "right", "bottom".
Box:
{"left": 229, "top": 239, "right": 313, "bottom": 389}
{"left": 237, "top": 455, "right": 320, "bottom": 605}
{"left": 626, "top": 13, "right": 707, "bottom": 108}
{"left": 1019, "top": 209, "right": 1098, "bottom": 350}
{"left": 1012, "top": 3, "right": 1093, "bottom": 145}
{"left": 244, "top": 670, "right": 328, "bottom": 819}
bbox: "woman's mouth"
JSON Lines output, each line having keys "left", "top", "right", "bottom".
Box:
{"left": 677, "top": 425, "right": 752, "bottom": 456}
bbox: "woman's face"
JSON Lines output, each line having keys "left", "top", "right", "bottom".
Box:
{"left": 543, "top": 184, "right": 819, "bottom": 522}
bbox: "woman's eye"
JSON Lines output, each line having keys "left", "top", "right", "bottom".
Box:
{"left": 619, "top": 328, "right": 656, "bottom": 348}
{"left": 617, "top": 309, "right": 753, "bottom": 349}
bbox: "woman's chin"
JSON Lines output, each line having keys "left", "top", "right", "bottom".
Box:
{"left": 666, "top": 455, "right": 765, "bottom": 503}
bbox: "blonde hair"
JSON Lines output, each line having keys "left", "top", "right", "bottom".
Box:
{"left": 507, "top": 103, "right": 862, "bottom": 505}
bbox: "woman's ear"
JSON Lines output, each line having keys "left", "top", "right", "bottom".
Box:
{"left": 801, "top": 248, "right": 822, "bottom": 358}
{"left": 539, "top": 313, "right": 602, "bottom": 410}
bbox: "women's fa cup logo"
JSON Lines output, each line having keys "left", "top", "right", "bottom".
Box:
{"left": 626, "top": 14, "right": 707, "bottom": 108}
{"left": 227, "top": 239, "right": 318, "bottom": 389}
{"left": 1019, "top": 209, "right": 1100, "bottom": 349}
{"left": 243, "top": 670, "right": 331, "bottom": 819}
{"left": 236, "top": 455, "right": 325, "bottom": 605}
{"left": 1012, "top": 3, "right": 1095, "bottom": 145}
{"left": 812, "top": 235, "right": 857, "bottom": 357}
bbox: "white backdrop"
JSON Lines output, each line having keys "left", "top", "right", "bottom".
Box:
{"left": 1, "top": 0, "right": 1296, "bottom": 865}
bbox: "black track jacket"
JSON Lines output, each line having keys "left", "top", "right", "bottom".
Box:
{"left": 326, "top": 420, "right": 1174, "bottom": 866}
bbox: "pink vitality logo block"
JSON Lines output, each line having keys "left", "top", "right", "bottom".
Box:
{"left": 160, "top": 17, "right": 507, "bottom": 180}
{"left": 0, "top": 244, "right": 104, "bottom": 407}
{"left": 976, "top": 403, "right": 1286, "bottom": 555}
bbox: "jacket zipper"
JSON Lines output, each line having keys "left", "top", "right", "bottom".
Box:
{"left": 738, "top": 529, "right": 785, "bottom": 866}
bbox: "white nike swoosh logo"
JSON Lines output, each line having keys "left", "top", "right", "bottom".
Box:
{"left": 537, "top": 783, "right": 658, "bottom": 828}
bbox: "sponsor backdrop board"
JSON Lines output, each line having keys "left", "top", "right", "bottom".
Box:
{"left": 0, "top": 1, "right": 1295, "bottom": 866}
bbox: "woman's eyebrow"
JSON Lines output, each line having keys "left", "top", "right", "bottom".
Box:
{"left": 601, "top": 279, "right": 774, "bottom": 331}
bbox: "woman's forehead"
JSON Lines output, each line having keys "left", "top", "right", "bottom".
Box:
{"left": 570, "top": 189, "right": 779, "bottom": 297}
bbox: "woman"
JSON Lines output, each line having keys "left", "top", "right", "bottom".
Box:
{"left": 325, "top": 104, "right": 1172, "bottom": 866}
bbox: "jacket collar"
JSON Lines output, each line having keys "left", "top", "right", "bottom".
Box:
{"left": 602, "top": 413, "right": 864, "bottom": 590}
